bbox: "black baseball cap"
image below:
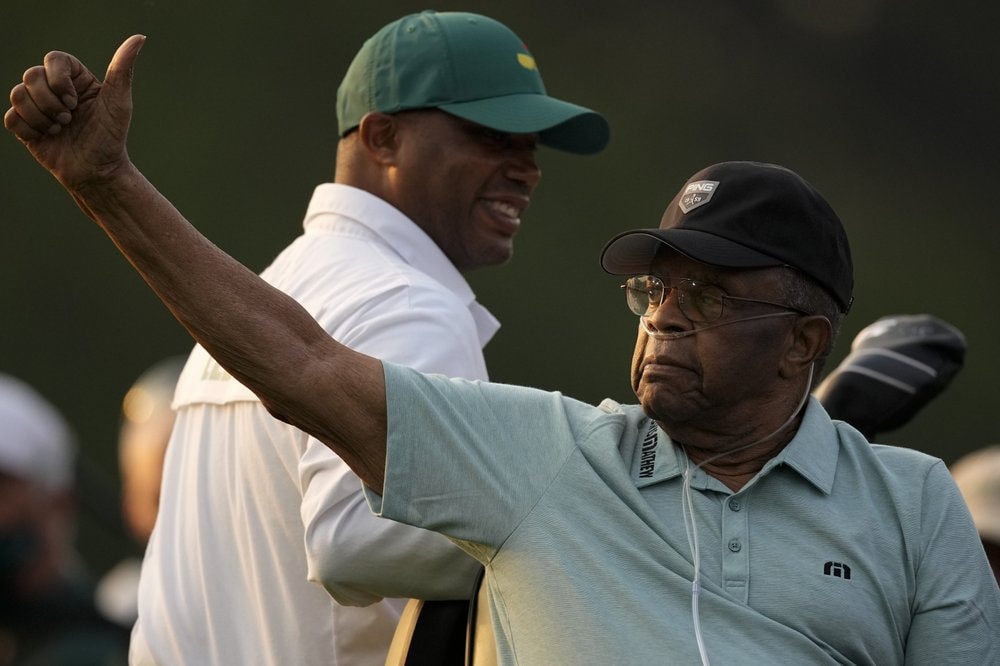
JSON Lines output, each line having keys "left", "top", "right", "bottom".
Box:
{"left": 600, "top": 161, "right": 854, "bottom": 312}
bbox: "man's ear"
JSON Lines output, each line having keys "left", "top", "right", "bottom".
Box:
{"left": 356, "top": 112, "right": 400, "bottom": 166}
{"left": 780, "top": 315, "right": 832, "bottom": 378}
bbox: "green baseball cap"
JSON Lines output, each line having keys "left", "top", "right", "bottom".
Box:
{"left": 336, "top": 11, "right": 610, "bottom": 154}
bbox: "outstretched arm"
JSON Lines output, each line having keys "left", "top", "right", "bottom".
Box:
{"left": 5, "top": 35, "right": 388, "bottom": 490}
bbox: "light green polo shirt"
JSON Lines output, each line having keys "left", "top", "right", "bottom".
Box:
{"left": 367, "top": 363, "right": 999, "bottom": 665}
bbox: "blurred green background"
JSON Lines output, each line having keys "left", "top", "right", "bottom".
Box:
{"left": 2, "top": 1, "right": 998, "bottom": 574}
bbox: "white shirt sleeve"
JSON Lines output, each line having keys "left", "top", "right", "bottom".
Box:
{"left": 299, "top": 282, "right": 489, "bottom": 605}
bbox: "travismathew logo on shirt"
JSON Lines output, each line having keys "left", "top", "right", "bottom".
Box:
{"left": 639, "top": 420, "right": 658, "bottom": 478}
{"left": 823, "top": 561, "right": 852, "bottom": 580}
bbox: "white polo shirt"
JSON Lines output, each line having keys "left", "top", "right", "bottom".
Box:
{"left": 130, "top": 184, "right": 493, "bottom": 665}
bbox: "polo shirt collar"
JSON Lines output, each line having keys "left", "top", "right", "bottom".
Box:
{"left": 764, "top": 396, "right": 839, "bottom": 495}
{"left": 303, "top": 184, "right": 499, "bottom": 345}
{"left": 631, "top": 397, "right": 839, "bottom": 494}
{"left": 630, "top": 420, "right": 684, "bottom": 489}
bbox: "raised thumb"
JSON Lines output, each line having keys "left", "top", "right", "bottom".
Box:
{"left": 103, "top": 35, "right": 146, "bottom": 106}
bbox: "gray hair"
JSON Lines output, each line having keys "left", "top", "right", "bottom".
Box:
{"left": 779, "top": 268, "right": 843, "bottom": 382}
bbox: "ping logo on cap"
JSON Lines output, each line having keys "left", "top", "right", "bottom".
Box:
{"left": 517, "top": 52, "right": 537, "bottom": 70}
{"left": 679, "top": 180, "right": 719, "bottom": 213}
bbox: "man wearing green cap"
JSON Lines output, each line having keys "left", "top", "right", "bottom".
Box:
{"left": 2, "top": 12, "right": 607, "bottom": 666}
{"left": 13, "top": 20, "right": 998, "bottom": 666}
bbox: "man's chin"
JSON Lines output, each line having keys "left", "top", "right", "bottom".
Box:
{"left": 639, "top": 391, "right": 702, "bottom": 428}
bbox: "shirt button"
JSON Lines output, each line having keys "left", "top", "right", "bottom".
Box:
{"left": 728, "top": 498, "right": 741, "bottom": 512}
{"left": 728, "top": 540, "right": 742, "bottom": 553}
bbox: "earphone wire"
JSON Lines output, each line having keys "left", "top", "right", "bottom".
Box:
{"left": 680, "top": 364, "right": 814, "bottom": 666}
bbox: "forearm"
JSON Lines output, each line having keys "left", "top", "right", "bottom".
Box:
{"left": 71, "top": 164, "right": 388, "bottom": 489}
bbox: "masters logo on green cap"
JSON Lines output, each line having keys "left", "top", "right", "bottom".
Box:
{"left": 336, "top": 11, "right": 609, "bottom": 155}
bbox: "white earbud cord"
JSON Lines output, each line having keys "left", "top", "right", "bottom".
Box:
{"left": 679, "top": 364, "right": 814, "bottom": 666}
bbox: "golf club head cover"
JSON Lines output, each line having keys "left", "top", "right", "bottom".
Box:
{"left": 814, "top": 314, "right": 967, "bottom": 439}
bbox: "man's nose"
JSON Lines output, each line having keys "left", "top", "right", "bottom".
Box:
{"left": 644, "top": 286, "right": 690, "bottom": 334}
{"left": 506, "top": 148, "right": 541, "bottom": 190}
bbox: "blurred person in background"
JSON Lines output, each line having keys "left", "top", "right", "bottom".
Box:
{"left": 95, "top": 356, "right": 185, "bottom": 630}
{"left": 0, "top": 373, "right": 128, "bottom": 665}
{"left": 950, "top": 445, "right": 1000, "bottom": 583}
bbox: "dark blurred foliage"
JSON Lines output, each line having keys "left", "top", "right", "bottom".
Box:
{"left": 2, "top": 0, "right": 997, "bottom": 573}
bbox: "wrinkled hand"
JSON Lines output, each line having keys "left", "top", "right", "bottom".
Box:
{"left": 4, "top": 35, "right": 145, "bottom": 192}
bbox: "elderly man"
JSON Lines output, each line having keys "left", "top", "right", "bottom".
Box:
{"left": 7, "top": 35, "right": 998, "bottom": 665}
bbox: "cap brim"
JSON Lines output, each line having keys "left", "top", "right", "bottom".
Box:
{"left": 440, "top": 93, "right": 609, "bottom": 155}
{"left": 600, "top": 228, "right": 783, "bottom": 275}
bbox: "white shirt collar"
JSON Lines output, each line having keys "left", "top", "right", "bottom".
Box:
{"left": 303, "top": 183, "right": 500, "bottom": 344}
